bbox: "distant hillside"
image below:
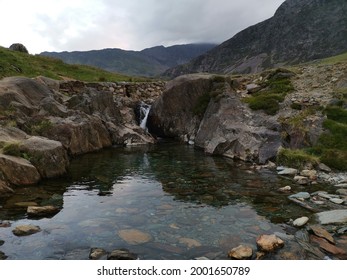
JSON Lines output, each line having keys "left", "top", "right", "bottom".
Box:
{"left": 40, "top": 44, "right": 216, "bottom": 77}
{"left": 0, "top": 46, "right": 145, "bottom": 82}
{"left": 164, "top": 0, "right": 347, "bottom": 77}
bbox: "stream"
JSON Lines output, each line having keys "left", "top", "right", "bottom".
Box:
{"left": 0, "top": 142, "right": 338, "bottom": 260}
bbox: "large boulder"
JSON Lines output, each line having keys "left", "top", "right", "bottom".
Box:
{"left": 0, "top": 154, "right": 40, "bottom": 185}
{"left": 20, "top": 136, "right": 69, "bottom": 178}
{"left": 148, "top": 74, "right": 282, "bottom": 163}
{"left": 195, "top": 87, "right": 282, "bottom": 163}
{"left": 148, "top": 74, "right": 213, "bottom": 138}
{"left": 9, "top": 43, "right": 29, "bottom": 54}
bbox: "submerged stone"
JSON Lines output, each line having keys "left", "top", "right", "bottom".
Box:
{"left": 118, "top": 229, "right": 152, "bottom": 245}
{"left": 228, "top": 245, "right": 253, "bottom": 259}
{"left": 12, "top": 225, "right": 41, "bottom": 236}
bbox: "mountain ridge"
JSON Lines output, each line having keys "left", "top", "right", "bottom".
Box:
{"left": 164, "top": 0, "right": 347, "bottom": 77}
{"left": 40, "top": 43, "right": 217, "bottom": 77}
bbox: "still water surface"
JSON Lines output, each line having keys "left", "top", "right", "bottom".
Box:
{"left": 0, "top": 143, "right": 329, "bottom": 259}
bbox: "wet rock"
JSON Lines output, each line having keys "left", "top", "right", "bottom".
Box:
{"left": 330, "top": 198, "right": 344, "bottom": 205}
{"left": 316, "top": 210, "right": 347, "bottom": 225}
{"left": 293, "top": 217, "right": 309, "bottom": 227}
{"left": 0, "top": 240, "right": 4, "bottom": 246}
{"left": 335, "top": 183, "right": 347, "bottom": 188}
{"left": 278, "top": 186, "right": 291, "bottom": 192}
{"left": 289, "top": 192, "right": 311, "bottom": 200}
{"left": 309, "top": 225, "right": 335, "bottom": 244}
{"left": 107, "top": 249, "right": 137, "bottom": 260}
{"left": 27, "top": 205, "right": 59, "bottom": 217}
{"left": 0, "top": 251, "right": 8, "bottom": 260}
{"left": 294, "top": 176, "right": 310, "bottom": 185}
{"left": 118, "top": 229, "right": 152, "bottom": 245}
{"left": 228, "top": 245, "right": 253, "bottom": 259}
{"left": 256, "top": 234, "right": 284, "bottom": 252}
{"left": 278, "top": 168, "right": 298, "bottom": 176}
{"left": 0, "top": 154, "right": 41, "bottom": 185}
{"left": 14, "top": 202, "right": 38, "bottom": 207}
{"left": 20, "top": 136, "right": 69, "bottom": 178}
{"left": 179, "top": 237, "right": 202, "bottom": 249}
{"left": 89, "top": 248, "right": 107, "bottom": 260}
{"left": 310, "top": 235, "right": 346, "bottom": 256}
{"left": 318, "top": 163, "right": 332, "bottom": 173}
{"left": 12, "top": 225, "right": 41, "bottom": 236}
{"left": 0, "top": 220, "right": 11, "bottom": 228}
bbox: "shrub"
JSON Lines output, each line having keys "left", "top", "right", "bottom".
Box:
{"left": 276, "top": 148, "right": 319, "bottom": 169}
{"left": 2, "top": 142, "right": 21, "bottom": 157}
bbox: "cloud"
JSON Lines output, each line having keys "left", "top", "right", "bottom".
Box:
{"left": 0, "top": 0, "right": 285, "bottom": 53}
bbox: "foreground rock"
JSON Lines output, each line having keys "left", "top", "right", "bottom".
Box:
{"left": 107, "top": 249, "right": 138, "bottom": 260}
{"left": 89, "top": 248, "right": 107, "bottom": 260}
{"left": 256, "top": 234, "right": 284, "bottom": 252}
{"left": 27, "top": 206, "right": 60, "bottom": 217}
{"left": 315, "top": 210, "right": 347, "bottom": 225}
{"left": 12, "top": 225, "right": 41, "bottom": 236}
{"left": 228, "top": 245, "right": 253, "bottom": 260}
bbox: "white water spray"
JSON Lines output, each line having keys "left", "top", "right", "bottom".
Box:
{"left": 139, "top": 102, "right": 151, "bottom": 131}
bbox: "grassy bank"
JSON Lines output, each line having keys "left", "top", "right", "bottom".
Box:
{"left": 0, "top": 46, "right": 147, "bottom": 82}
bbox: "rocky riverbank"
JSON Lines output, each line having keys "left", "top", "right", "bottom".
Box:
{"left": 0, "top": 76, "right": 164, "bottom": 194}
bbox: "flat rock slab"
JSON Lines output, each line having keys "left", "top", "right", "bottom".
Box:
{"left": 315, "top": 210, "right": 347, "bottom": 225}
{"left": 27, "top": 206, "right": 59, "bottom": 217}
{"left": 12, "top": 225, "right": 41, "bottom": 236}
{"left": 118, "top": 229, "right": 152, "bottom": 245}
{"left": 309, "top": 225, "right": 335, "bottom": 244}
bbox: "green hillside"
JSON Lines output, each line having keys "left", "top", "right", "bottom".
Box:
{"left": 0, "top": 46, "right": 145, "bottom": 82}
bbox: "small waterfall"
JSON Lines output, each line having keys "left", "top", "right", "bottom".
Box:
{"left": 139, "top": 102, "right": 151, "bottom": 131}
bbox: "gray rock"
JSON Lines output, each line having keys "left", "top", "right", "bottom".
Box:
{"left": 289, "top": 192, "right": 311, "bottom": 200}
{"left": 278, "top": 168, "right": 298, "bottom": 175}
{"left": 329, "top": 198, "right": 344, "bottom": 205}
{"left": 318, "top": 163, "right": 332, "bottom": 173}
{"left": 0, "top": 154, "right": 41, "bottom": 185}
{"left": 335, "top": 183, "right": 347, "bottom": 188}
{"left": 315, "top": 210, "right": 347, "bottom": 225}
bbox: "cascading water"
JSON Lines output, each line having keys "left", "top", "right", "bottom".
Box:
{"left": 139, "top": 102, "right": 151, "bottom": 131}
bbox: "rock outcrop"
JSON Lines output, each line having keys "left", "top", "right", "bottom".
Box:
{"left": 0, "top": 76, "right": 160, "bottom": 194}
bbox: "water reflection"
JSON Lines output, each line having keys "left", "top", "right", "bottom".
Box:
{"left": 0, "top": 143, "right": 331, "bottom": 259}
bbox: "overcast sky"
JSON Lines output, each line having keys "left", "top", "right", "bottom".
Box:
{"left": 0, "top": 0, "right": 285, "bottom": 54}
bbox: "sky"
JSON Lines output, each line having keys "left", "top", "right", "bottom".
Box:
{"left": 0, "top": 0, "right": 285, "bottom": 54}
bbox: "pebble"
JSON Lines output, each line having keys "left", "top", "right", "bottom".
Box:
{"left": 278, "top": 186, "right": 291, "bottom": 192}
{"left": 293, "top": 217, "right": 309, "bottom": 227}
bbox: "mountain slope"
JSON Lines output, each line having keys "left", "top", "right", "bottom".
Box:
{"left": 0, "top": 46, "right": 143, "bottom": 82}
{"left": 164, "top": 0, "right": 347, "bottom": 77}
{"left": 41, "top": 43, "right": 216, "bottom": 77}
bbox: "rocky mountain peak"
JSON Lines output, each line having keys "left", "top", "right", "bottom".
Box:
{"left": 164, "top": 0, "right": 347, "bottom": 77}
